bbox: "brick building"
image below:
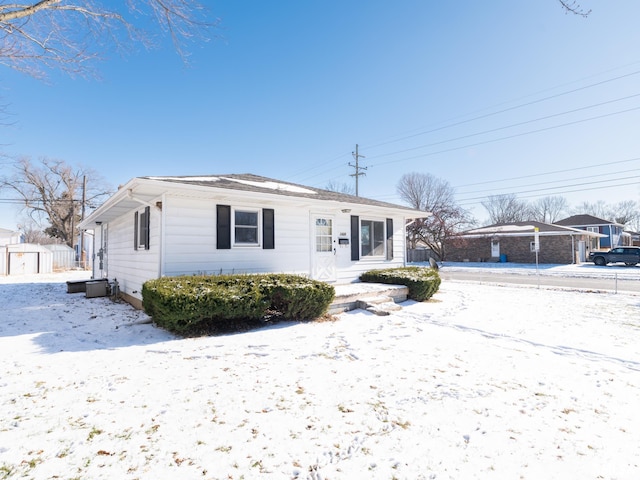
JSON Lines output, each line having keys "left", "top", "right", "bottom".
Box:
{"left": 445, "top": 221, "right": 604, "bottom": 264}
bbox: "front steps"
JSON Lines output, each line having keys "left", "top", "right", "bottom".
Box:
{"left": 329, "top": 283, "right": 409, "bottom": 315}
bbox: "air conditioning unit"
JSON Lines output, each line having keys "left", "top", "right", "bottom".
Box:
{"left": 85, "top": 279, "right": 109, "bottom": 298}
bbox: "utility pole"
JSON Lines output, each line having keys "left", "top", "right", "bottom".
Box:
{"left": 349, "top": 144, "right": 367, "bottom": 196}
{"left": 79, "top": 175, "right": 86, "bottom": 267}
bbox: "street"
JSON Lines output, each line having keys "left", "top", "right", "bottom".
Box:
{"left": 437, "top": 264, "right": 640, "bottom": 294}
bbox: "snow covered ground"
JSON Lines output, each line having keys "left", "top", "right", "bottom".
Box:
{"left": 1, "top": 267, "right": 639, "bottom": 479}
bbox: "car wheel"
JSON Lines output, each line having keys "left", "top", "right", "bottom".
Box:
{"left": 594, "top": 257, "right": 606, "bottom": 266}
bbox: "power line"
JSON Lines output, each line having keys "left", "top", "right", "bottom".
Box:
{"left": 457, "top": 175, "right": 640, "bottom": 205}
{"left": 288, "top": 64, "right": 640, "bottom": 191}
{"left": 365, "top": 93, "right": 640, "bottom": 162}
{"left": 454, "top": 156, "right": 640, "bottom": 190}
{"left": 360, "top": 69, "right": 640, "bottom": 152}
{"left": 368, "top": 105, "right": 640, "bottom": 169}
{"left": 456, "top": 167, "right": 640, "bottom": 198}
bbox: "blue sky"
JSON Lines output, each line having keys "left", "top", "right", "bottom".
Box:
{"left": 2, "top": 0, "right": 640, "bottom": 230}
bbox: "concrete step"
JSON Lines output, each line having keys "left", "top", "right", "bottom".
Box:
{"left": 357, "top": 296, "right": 403, "bottom": 316}
{"left": 329, "top": 283, "right": 408, "bottom": 314}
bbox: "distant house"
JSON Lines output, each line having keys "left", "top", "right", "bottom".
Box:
{"left": 445, "top": 221, "right": 604, "bottom": 264}
{"left": 0, "top": 228, "right": 21, "bottom": 246}
{"left": 555, "top": 215, "right": 628, "bottom": 250}
{"left": 78, "top": 174, "right": 429, "bottom": 308}
{"left": 628, "top": 231, "right": 640, "bottom": 247}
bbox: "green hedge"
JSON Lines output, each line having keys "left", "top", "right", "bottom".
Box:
{"left": 359, "top": 266, "right": 441, "bottom": 301}
{"left": 142, "top": 273, "right": 335, "bottom": 334}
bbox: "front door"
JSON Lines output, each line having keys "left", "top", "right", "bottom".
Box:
{"left": 311, "top": 215, "right": 336, "bottom": 282}
{"left": 491, "top": 240, "right": 500, "bottom": 258}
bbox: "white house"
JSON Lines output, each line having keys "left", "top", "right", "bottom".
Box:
{"left": 78, "top": 174, "right": 429, "bottom": 308}
{"left": 0, "top": 227, "right": 21, "bottom": 246}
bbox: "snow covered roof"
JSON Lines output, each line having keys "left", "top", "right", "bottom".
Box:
{"left": 80, "top": 174, "right": 429, "bottom": 228}
{"left": 462, "top": 221, "right": 605, "bottom": 238}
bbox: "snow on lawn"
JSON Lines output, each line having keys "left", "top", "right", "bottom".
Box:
{"left": 1, "top": 270, "right": 639, "bottom": 479}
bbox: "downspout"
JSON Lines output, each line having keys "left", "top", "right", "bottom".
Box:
{"left": 160, "top": 193, "right": 166, "bottom": 278}
{"left": 404, "top": 218, "right": 418, "bottom": 267}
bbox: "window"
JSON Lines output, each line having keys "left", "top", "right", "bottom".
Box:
{"left": 315, "top": 217, "right": 333, "bottom": 252}
{"left": 351, "top": 216, "right": 393, "bottom": 261}
{"left": 361, "top": 219, "right": 385, "bottom": 257}
{"left": 216, "top": 205, "right": 274, "bottom": 250}
{"left": 134, "top": 206, "right": 150, "bottom": 251}
{"left": 234, "top": 209, "right": 259, "bottom": 245}
{"left": 586, "top": 226, "right": 599, "bottom": 250}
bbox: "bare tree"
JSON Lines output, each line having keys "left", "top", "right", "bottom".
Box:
{"left": 16, "top": 220, "right": 57, "bottom": 244}
{"left": 481, "top": 194, "right": 532, "bottom": 224}
{"left": 397, "top": 172, "right": 474, "bottom": 260}
{"left": 529, "top": 196, "right": 569, "bottom": 223}
{"left": 0, "top": 1, "right": 215, "bottom": 80}
{"left": 325, "top": 180, "right": 355, "bottom": 195}
{"left": 609, "top": 200, "right": 639, "bottom": 227}
{"left": 571, "top": 200, "right": 611, "bottom": 220}
{"left": 570, "top": 199, "right": 639, "bottom": 229}
{"left": 0, "top": 156, "right": 112, "bottom": 248}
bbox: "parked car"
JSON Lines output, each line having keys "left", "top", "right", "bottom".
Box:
{"left": 588, "top": 247, "right": 640, "bottom": 266}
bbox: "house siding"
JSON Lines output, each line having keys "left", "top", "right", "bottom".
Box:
{"left": 335, "top": 214, "right": 406, "bottom": 282}
{"left": 106, "top": 207, "right": 161, "bottom": 302}
{"left": 162, "top": 196, "right": 311, "bottom": 278}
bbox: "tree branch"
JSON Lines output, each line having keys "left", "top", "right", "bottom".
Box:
{"left": 0, "top": 1, "right": 216, "bottom": 79}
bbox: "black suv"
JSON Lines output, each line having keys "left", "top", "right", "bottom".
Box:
{"left": 588, "top": 246, "right": 640, "bottom": 266}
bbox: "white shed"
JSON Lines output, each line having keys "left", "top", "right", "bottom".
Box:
{"left": 1, "top": 243, "right": 53, "bottom": 275}
{"left": 79, "top": 174, "right": 429, "bottom": 308}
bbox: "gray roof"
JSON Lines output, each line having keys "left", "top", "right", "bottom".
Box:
{"left": 143, "top": 174, "right": 421, "bottom": 212}
{"left": 80, "top": 173, "right": 428, "bottom": 228}
{"left": 555, "top": 214, "right": 621, "bottom": 227}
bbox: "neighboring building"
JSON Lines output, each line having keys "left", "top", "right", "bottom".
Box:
{"left": 555, "top": 215, "right": 628, "bottom": 250}
{"left": 0, "top": 228, "right": 21, "bottom": 246}
{"left": 445, "top": 221, "right": 604, "bottom": 264}
{"left": 78, "top": 174, "right": 429, "bottom": 308}
{"left": 0, "top": 243, "right": 53, "bottom": 276}
{"left": 628, "top": 231, "right": 640, "bottom": 247}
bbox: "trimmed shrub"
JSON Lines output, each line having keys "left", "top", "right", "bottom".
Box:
{"left": 142, "top": 273, "right": 335, "bottom": 334}
{"left": 359, "top": 266, "right": 441, "bottom": 301}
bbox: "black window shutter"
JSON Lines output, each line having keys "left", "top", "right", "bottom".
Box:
{"left": 263, "top": 208, "right": 274, "bottom": 249}
{"left": 144, "top": 206, "right": 151, "bottom": 250}
{"left": 217, "top": 205, "right": 231, "bottom": 249}
{"left": 350, "top": 215, "right": 360, "bottom": 261}
{"left": 134, "top": 211, "right": 139, "bottom": 250}
{"left": 386, "top": 218, "right": 393, "bottom": 260}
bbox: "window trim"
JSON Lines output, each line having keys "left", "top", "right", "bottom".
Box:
{"left": 351, "top": 215, "right": 393, "bottom": 261}
{"left": 134, "top": 206, "right": 150, "bottom": 251}
{"left": 232, "top": 207, "right": 261, "bottom": 247}
{"left": 360, "top": 218, "right": 386, "bottom": 259}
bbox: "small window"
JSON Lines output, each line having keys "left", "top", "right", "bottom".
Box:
{"left": 361, "top": 219, "right": 385, "bottom": 257}
{"left": 134, "top": 206, "right": 150, "bottom": 251}
{"left": 315, "top": 217, "right": 333, "bottom": 252}
{"left": 234, "top": 209, "right": 259, "bottom": 245}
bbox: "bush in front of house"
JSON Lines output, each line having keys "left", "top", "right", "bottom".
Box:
{"left": 359, "top": 266, "right": 441, "bottom": 302}
{"left": 141, "top": 273, "right": 335, "bottom": 334}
